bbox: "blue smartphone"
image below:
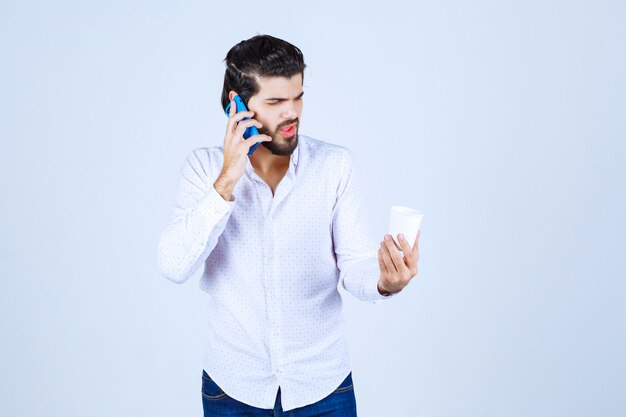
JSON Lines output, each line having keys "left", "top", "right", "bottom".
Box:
{"left": 224, "top": 95, "right": 262, "bottom": 156}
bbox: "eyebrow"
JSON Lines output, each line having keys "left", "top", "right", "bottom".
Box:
{"left": 265, "top": 91, "right": 305, "bottom": 102}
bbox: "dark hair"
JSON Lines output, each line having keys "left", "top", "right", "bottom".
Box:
{"left": 220, "top": 34, "right": 306, "bottom": 111}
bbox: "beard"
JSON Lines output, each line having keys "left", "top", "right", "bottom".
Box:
{"left": 258, "top": 121, "right": 299, "bottom": 156}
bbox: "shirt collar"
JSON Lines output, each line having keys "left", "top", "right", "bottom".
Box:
{"left": 290, "top": 139, "right": 300, "bottom": 168}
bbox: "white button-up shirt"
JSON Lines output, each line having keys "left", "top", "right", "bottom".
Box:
{"left": 157, "top": 134, "right": 399, "bottom": 411}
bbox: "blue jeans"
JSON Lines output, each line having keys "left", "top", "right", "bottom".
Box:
{"left": 201, "top": 370, "right": 357, "bottom": 416}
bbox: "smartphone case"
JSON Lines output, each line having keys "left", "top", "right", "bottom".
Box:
{"left": 224, "top": 95, "right": 262, "bottom": 156}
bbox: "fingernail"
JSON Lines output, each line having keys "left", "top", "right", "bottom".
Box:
{"left": 384, "top": 235, "right": 390, "bottom": 241}
{"left": 399, "top": 234, "right": 405, "bottom": 241}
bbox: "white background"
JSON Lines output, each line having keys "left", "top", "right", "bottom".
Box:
{"left": 1, "top": 1, "right": 624, "bottom": 416}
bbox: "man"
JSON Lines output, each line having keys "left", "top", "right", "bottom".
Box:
{"left": 157, "top": 34, "right": 421, "bottom": 416}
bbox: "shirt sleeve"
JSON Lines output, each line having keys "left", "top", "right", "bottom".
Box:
{"left": 157, "top": 149, "right": 235, "bottom": 284}
{"left": 331, "top": 150, "right": 402, "bottom": 304}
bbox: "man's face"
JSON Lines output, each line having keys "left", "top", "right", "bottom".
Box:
{"left": 245, "top": 73, "right": 304, "bottom": 156}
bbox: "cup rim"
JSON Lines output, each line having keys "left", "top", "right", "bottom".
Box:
{"left": 391, "top": 206, "right": 424, "bottom": 217}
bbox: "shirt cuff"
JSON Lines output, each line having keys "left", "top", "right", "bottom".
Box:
{"left": 359, "top": 258, "right": 402, "bottom": 304}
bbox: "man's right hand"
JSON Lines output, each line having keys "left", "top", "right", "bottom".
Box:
{"left": 214, "top": 98, "right": 272, "bottom": 201}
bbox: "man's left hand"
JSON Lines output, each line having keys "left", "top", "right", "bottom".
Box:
{"left": 377, "top": 231, "right": 420, "bottom": 295}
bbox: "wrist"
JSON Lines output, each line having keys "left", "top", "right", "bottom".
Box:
{"left": 213, "top": 176, "right": 235, "bottom": 201}
{"left": 377, "top": 281, "right": 393, "bottom": 296}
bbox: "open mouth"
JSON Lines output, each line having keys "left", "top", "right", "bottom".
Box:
{"left": 279, "top": 123, "right": 297, "bottom": 136}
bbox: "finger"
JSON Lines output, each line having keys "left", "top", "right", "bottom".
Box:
{"left": 380, "top": 241, "right": 398, "bottom": 273}
{"left": 243, "top": 134, "right": 272, "bottom": 149}
{"left": 385, "top": 236, "right": 408, "bottom": 272}
{"left": 229, "top": 110, "right": 255, "bottom": 122}
{"left": 228, "top": 98, "right": 236, "bottom": 117}
{"left": 234, "top": 119, "right": 263, "bottom": 138}
{"left": 397, "top": 233, "right": 414, "bottom": 265}
{"left": 412, "top": 231, "right": 420, "bottom": 259}
{"left": 398, "top": 234, "right": 418, "bottom": 275}
{"left": 228, "top": 111, "right": 256, "bottom": 131}
{"left": 378, "top": 246, "right": 389, "bottom": 274}
{"left": 385, "top": 234, "right": 401, "bottom": 251}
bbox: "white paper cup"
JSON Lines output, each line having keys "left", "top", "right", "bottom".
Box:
{"left": 388, "top": 206, "right": 424, "bottom": 256}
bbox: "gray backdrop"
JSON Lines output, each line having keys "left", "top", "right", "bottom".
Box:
{"left": 1, "top": 1, "right": 624, "bottom": 416}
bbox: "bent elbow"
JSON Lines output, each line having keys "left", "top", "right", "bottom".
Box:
{"left": 162, "top": 268, "right": 189, "bottom": 284}
{"left": 157, "top": 242, "right": 191, "bottom": 284}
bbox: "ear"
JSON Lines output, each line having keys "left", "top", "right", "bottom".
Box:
{"left": 228, "top": 90, "right": 238, "bottom": 101}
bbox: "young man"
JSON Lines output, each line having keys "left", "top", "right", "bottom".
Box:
{"left": 157, "top": 34, "right": 421, "bottom": 416}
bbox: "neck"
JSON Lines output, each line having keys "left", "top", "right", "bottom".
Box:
{"left": 249, "top": 144, "right": 291, "bottom": 175}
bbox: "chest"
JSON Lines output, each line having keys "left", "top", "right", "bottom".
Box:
{"left": 257, "top": 170, "right": 288, "bottom": 196}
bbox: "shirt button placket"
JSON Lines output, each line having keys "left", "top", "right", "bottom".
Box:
{"left": 264, "top": 212, "right": 281, "bottom": 379}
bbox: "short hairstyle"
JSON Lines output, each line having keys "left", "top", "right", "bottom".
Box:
{"left": 220, "top": 34, "right": 306, "bottom": 111}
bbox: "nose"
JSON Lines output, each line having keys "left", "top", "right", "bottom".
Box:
{"left": 281, "top": 105, "right": 298, "bottom": 120}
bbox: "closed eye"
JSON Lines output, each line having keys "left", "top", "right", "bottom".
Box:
{"left": 265, "top": 91, "right": 304, "bottom": 105}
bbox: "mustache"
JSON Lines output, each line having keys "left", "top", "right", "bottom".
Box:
{"left": 277, "top": 118, "right": 299, "bottom": 129}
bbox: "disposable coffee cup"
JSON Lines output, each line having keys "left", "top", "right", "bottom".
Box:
{"left": 388, "top": 206, "right": 424, "bottom": 256}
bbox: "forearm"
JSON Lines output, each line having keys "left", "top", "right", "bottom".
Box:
{"left": 339, "top": 257, "right": 401, "bottom": 303}
{"left": 213, "top": 176, "right": 236, "bottom": 202}
{"left": 157, "top": 185, "right": 233, "bottom": 283}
